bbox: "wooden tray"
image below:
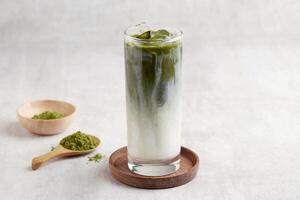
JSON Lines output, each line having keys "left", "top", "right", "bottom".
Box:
{"left": 109, "top": 146, "right": 199, "bottom": 189}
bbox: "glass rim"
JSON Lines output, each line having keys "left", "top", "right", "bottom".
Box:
{"left": 124, "top": 24, "right": 183, "bottom": 43}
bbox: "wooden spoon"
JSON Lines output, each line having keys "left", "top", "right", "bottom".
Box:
{"left": 32, "top": 135, "right": 100, "bottom": 170}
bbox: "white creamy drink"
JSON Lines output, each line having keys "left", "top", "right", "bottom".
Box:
{"left": 126, "top": 85, "right": 182, "bottom": 161}
{"left": 124, "top": 25, "right": 182, "bottom": 176}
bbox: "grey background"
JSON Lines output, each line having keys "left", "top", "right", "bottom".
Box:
{"left": 0, "top": 0, "right": 300, "bottom": 199}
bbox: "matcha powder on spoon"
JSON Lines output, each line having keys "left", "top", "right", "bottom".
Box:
{"left": 60, "top": 131, "right": 98, "bottom": 151}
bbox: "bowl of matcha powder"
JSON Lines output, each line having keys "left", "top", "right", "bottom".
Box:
{"left": 17, "top": 99, "right": 76, "bottom": 135}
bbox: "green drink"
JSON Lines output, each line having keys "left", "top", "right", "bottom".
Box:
{"left": 124, "top": 24, "right": 182, "bottom": 176}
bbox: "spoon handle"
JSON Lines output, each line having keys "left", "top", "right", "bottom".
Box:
{"left": 32, "top": 146, "right": 65, "bottom": 170}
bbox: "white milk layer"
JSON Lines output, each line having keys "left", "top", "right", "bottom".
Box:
{"left": 126, "top": 97, "right": 181, "bottom": 161}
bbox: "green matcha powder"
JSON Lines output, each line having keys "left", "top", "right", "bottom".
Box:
{"left": 88, "top": 153, "right": 103, "bottom": 163}
{"left": 60, "top": 131, "right": 98, "bottom": 151}
{"left": 32, "top": 111, "right": 64, "bottom": 120}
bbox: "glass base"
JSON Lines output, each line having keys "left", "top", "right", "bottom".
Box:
{"left": 128, "top": 156, "right": 180, "bottom": 176}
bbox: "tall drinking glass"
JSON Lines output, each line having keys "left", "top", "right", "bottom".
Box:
{"left": 124, "top": 25, "right": 182, "bottom": 176}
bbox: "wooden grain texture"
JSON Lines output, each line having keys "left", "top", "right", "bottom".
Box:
{"left": 109, "top": 146, "right": 199, "bottom": 189}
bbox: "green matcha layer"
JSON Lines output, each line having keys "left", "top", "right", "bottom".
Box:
{"left": 125, "top": 29, "right": 182, "bottom": 112}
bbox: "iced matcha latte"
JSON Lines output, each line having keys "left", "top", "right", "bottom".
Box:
{"left": 124, "top": 25, "right": 182, "bottom": 176}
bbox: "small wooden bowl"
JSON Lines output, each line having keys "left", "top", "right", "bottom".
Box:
{"left": 17, "top": 100, "right": 76, "bottom": 135}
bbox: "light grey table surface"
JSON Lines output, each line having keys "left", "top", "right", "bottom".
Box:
{"left": 1, "top": 0, "right": 300, "bottom": 199}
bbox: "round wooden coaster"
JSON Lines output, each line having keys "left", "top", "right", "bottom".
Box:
{"left": 109, "top": 146, "right": 199, "bottom": 189}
